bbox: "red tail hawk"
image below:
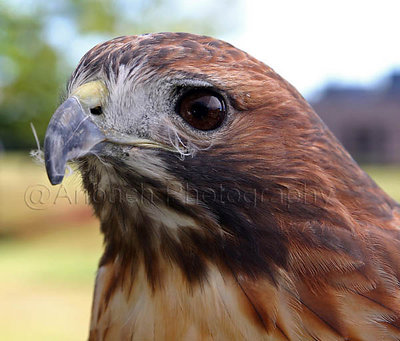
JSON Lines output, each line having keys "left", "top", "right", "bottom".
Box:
{"left": 44, "top": 33, "right": 400, "bottom": 340}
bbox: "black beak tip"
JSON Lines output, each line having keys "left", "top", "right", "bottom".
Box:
{"left": 44, "top": 140, "right": 66, "bottom": 185}
{"left": 45, "top": 158, "right": 66, "bottom": 185}
{"left": 48, "top": 173, "right": 64, "bottom": 186}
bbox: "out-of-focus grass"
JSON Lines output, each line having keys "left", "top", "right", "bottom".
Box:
{"left": 0, "top": 153, "right": 102, "bottom": 340}
{"left": 362, "top": 164, "right": 400, "bottom": 202}
{"left": 0, "top": 153, "right": 399, "bottom": 340}
{"left": 0, "top": 227, "right": 101, "bottom": 341}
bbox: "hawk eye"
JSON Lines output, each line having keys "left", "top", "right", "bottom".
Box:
{"left": 177, "top": 89, "right": 226, "bottom": 131}
{"left": 90, "top": 106, "right": 103, "bottom": 115}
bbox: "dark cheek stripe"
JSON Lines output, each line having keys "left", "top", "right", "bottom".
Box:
{"left": 79, "top": 154, "right": 289, "bottom": 286}
{"left": 160, "top": 152, "right": 290, "bottom": 280}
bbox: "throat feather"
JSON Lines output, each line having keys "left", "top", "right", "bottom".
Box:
{"left": 80, "top": 155, "right": 290, "bottom": 288}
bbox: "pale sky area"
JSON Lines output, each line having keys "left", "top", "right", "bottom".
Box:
{"left": 43, "top": 0, "right": 400, "bottom": 99}
{"left": 228, "top": 0, "right": 400, "bottom": 98}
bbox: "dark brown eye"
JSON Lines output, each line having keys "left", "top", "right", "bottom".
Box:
{"left": 177, "top": 89, "right": 226, "bottom": 131}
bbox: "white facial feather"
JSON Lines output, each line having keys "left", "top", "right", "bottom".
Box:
{"left": 69, "top": 63, "right": 220, "bottom": 161}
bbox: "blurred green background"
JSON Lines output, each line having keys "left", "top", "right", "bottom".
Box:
{"left": 0, "top": 0, "right": 239, "bottom": 150}
{"left": 0, "top": 0, "right": 399, "bottom": 340}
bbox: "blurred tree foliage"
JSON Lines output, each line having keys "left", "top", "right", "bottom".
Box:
{"left": 0, "top": 0, "right": 239, "bottom": 150}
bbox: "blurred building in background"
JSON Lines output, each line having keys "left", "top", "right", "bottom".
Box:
{"left": 312, "top": 72, "right": 400, "bottom": 164}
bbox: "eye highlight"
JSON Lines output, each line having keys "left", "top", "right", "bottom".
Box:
{"left": 177, "top": 89, "right": 226, "bottom": 131}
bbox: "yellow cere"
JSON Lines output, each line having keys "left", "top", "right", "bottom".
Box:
{"left": 71, "top": 80, "right": 108, "bottom": 108}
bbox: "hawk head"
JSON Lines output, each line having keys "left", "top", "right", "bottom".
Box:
{"left": 44, "top": 33, "right": 397, "bottom": 288}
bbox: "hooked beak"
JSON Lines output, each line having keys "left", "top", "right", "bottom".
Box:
{"left": 44, "top": 92, "right": 179, "bottom": 186}
{"left": 44, "top": 97, "right": 105, "bottom": 185}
